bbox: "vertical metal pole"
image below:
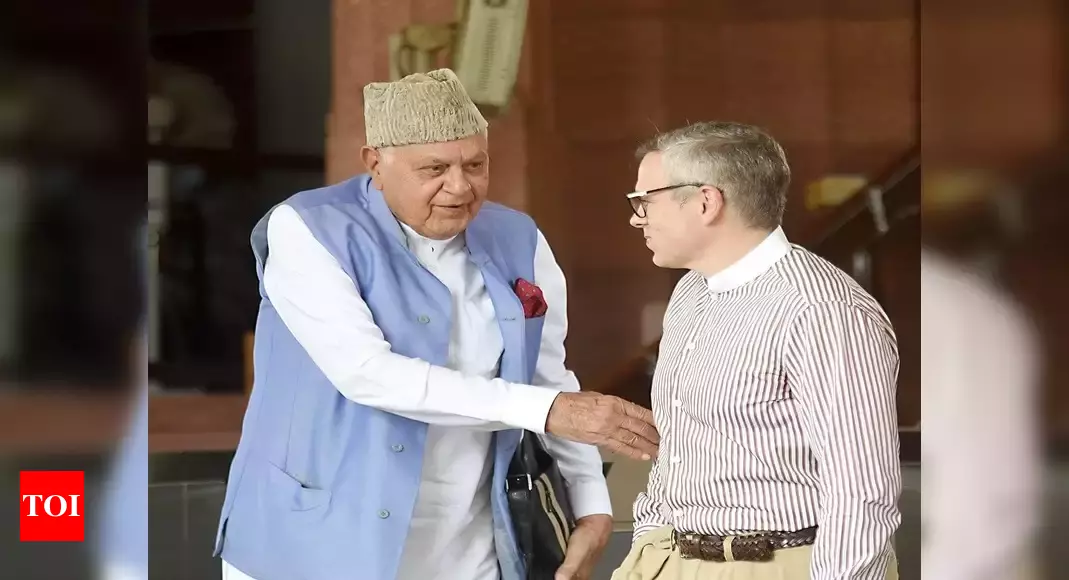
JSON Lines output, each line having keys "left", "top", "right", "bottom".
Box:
{"left": 852, "top": 249, "right": 874, "bottom": 292}
{"left": 147, "top": 161, "right": 167, "bottom": 366}
{"left": 0, "top": 162, "right": 25, "bottom": 369}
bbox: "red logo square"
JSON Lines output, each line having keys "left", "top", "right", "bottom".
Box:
{"left": 20, "top": 471, "right": 85, "bottom": 542}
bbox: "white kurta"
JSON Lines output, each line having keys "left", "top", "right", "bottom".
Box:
{"left": 223, "top": 206, "right": 610, "bottom": 580}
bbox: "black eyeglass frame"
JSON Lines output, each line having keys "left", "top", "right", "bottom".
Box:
{"left": 625, "top": 182, "right": 707, "bottom": 218}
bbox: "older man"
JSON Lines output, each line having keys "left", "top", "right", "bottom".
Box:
{"left": 214, "top": 69, "right": 658, "bottom": 580}
{"left": 613, "top": 121, "right": 901, "bottom": 580}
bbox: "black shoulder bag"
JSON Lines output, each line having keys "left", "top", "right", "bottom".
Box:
{"left": 506, "top": 430, "right": 576, "bottom": 579}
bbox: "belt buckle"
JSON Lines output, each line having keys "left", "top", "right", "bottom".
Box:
{"left": 676, "top": 531, "right": 727, "bottom": 562}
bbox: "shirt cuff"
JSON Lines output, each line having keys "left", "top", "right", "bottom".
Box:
{"left": 500, "top": 385, "right": 560, "bottom": 434}
{"left": 568, "top": 478, "right": 613, "bottom": 520}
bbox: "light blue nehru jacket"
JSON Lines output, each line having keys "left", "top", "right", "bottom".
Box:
{"left": 98, "top": 221, "right": 148, "bottom": 578}
{"left": 214, "top": 175, "right": 545, "bottom": 580}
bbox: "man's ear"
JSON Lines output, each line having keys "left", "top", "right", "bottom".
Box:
{"left": 361, "top": 146, "right": 382, "bottom": 186}
{"left": 698, "top": 185, "right": 725, "bottom": 225}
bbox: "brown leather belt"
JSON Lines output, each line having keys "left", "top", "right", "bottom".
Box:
{"left": 672, "top": 526, "right": 818, "bottom": 562}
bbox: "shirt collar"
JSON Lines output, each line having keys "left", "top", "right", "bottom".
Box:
{"left": 705, "top": 227, "right": 791, "bottom": 293}
{"left": 397, "top": 220, "right": 463, "bottom": 257}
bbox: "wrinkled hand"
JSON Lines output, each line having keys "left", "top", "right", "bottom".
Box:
{"left": 545, "top": 392, "right": 659, "bottom": 461}
{"left": 555, "top": 514, "right": 612, "bottom": 580}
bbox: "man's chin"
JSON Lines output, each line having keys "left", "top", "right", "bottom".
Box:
{"left": 650, "top": 252, "right": 671, "bottom": 268}
{"left": 426, "top": 218, "right": 470, "bottom": 239}
{"left": 651, "top": 251, "right": 687, "bottom": 270}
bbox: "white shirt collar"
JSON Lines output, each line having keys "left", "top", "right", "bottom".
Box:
{"left": 397, "top": 221, "right": 464, "bottom": 258}
{"left": 705, "top": 227, "right": 792, "bottom": 293}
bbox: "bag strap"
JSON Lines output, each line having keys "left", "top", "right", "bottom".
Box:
{"left": 506, "top": 431, "right": 537, "bottom": 576}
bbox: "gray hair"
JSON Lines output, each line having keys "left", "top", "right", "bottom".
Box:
{"left": 636, "top": 121, "right": 790, "bottom": 229}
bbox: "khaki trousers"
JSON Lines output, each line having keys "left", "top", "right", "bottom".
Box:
{"left": 610, "top": 526, "right": 899, "bottom": 580}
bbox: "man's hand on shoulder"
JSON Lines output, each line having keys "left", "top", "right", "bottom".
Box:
{"left": 545, "top": 392, "right": 659, "bottom": 461}
{"left": 555, "top": 514, "right": 613, "bottom": 580}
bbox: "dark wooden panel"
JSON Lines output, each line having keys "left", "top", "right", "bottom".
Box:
{"left": 566, "top": 267, "right": 678, "bottom": 381}
{"left": 873, "top": 217, "right": 921, "bottom": 427}
{"left": 829, "top": 20, "right": 916, "bottom": 147}
{"left": 549, "top": 0, "right": 670, "bottom": 19}
{"left": 921, "top": 9, "right": 1062, "bottom": 162}
{"left": 149, "top": 394, "right": 248, "bottom": 453}
{"left": 149, "top": 0, "right": 254, "bottom": 31}
{"left": 0, "top": 393, "right": 128, "bottom": 453}
{"left": 546, "top": 0, "right": 917, "bottom": 408}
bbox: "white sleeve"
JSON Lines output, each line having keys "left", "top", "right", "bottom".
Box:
{"left": 261, "top": 205, "right": 559, "bottom": 432}
{"left": 921, "top": 274, "right": 1041, "bottom": 580}
{"left": 530, "top": 230, "right": 613, "bottom": 519}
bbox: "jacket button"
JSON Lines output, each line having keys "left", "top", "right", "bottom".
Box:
{"left": 378, "top": 509, "right": 390, "bottom": 519}
{"left": 417, "top": 315, "right": 430, "bottom": 324}
{"left": 391, "top": 444, "right": 404, "bottom": 452}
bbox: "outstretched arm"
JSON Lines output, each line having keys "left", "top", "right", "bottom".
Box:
{"left": 263, "top": 205, "right": 559, "bottom": 431}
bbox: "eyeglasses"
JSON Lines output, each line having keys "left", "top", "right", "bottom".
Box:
{"left": 625, "top": 183, "right": 704, "bottom": 218}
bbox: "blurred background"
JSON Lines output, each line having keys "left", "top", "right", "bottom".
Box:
{"left": 146, "top": 0, "right": 926, "bottom": 573}
{"left": 0, "top": 0, "right": 1065, "bottom": 578}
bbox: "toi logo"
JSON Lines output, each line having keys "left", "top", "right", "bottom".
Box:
{"left": 20, "top": 471, "right": 84, "bottom": 542}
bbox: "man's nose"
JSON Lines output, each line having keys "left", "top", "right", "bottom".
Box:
{"left": 629, "top": 212, "right": 645, "bottom": 228}
{"left": 442, "top": 166, "right": 472, "bottom": 196}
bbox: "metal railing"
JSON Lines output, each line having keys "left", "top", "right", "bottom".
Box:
{"left": 809, "top": 150, "right": 920, "bottom": 292}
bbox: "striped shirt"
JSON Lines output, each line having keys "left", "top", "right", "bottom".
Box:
{"left": 633, "top": 227, "right": 902, "bottom": 580}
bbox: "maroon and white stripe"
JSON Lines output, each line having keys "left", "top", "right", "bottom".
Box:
{"left": 632, "top": 245, "right": 902, "bottom": 580}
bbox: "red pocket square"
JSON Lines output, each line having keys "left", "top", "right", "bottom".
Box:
{"left": 513, "top": 278, "right": 548, "bottom": 319}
